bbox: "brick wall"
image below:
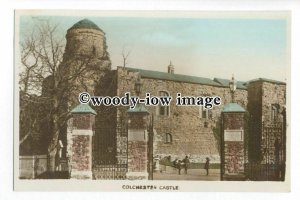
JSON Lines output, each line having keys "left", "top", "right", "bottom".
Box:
{"left": 127, "top": 141, "right": 148, "bottom": 172}
{"left": 223, "top": 113, "right": 244, "bottom": 130}
{"left": 72, "top": 114, "right": 95, "bottom": 130}
{"left": 247, "top": 80, "right": 286, "bottom": 163}
{"left": 223, "top": 112, "right": 245, "bottom": 175}
{"left": 224, "top": 142, "right": 244, "bottom": 174}
{"left": 71, "top": 135, "right": 91, "bottom": 171}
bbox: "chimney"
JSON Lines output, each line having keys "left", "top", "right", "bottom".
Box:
{"left": 168, "top": 61, "right": 174, "bottom": 74}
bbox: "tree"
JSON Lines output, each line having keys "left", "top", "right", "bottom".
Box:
{"left": 19, "top": 17, "right": 64, "bottom": 94}
{"left": 19, "top": 18, "right": 101, "bottom": 171}
{"left": 121, "top": 46, "right": 131, "bottom": 68}
{"left": 19, "top": 18, "right": 65, "bottom": 156}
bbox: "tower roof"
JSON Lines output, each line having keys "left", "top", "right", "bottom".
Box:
{"left": 127, "top": 103, "right": 149, "bottom": 114}
{"left": 69, "top": 19, "right": 103, "bottom": 32}
{"left": 222, "top": 103, "right": 246, "bottom": 113}
{"left": 71, "top": 104, "right": 97, "bottom": 115}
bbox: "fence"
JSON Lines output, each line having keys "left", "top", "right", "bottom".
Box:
{"left": 246, "top": 122, "right": 285, "bottom": 181}
{"left": 19, "top": 155, "right": 48, "bottom": 179}
{"left": 93, "top": 164, "right": 127, "bottom": 180}
{"left": 245, "top": 163, "right": 285, "bottom": 181}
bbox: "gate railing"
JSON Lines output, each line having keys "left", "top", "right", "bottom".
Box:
{"left": 93, "top": 164, "right": 127, "bottom": 180}
{"left": 246, "top": 121, "right": 286, "bottom": 181}
{"left": 245, "top": 162, "right": 284, "bottom": 181}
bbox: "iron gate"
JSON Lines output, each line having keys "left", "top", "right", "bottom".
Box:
{"left": 246, "top": 121, "right": 286, "bottom": 181}
{"left": 93, "top": 164, "right": 127, "bottom": 180}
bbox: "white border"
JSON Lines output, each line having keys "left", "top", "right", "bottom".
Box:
{"left": 13, "top": 9, "right": 291, "bottom": 193}
{"left": 1, "top": 0, "right": 300, "bottom": 199}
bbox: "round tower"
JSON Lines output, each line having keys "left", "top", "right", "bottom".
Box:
{"left": 65, "top": 19, "right": 108, "bottom": 59}
{"left": 60, "top": 19, "right": 112, "bottom": 102}
{"left": 44, "top": 19, "right": 113, "bottom": 171}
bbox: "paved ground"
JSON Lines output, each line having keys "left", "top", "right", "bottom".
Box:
{"left": 153, "top": 168, "right": 221, "bottom": 181}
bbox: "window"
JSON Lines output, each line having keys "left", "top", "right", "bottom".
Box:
{"left": 158, "top": 91, "right": 170, "bottom": 116}
{"left": 200, "top": 107, "right": 212, "bottom": 128}
{"left": 202, "top": 108, "right": 208, "bottom": 119}
{"left": 200, "top": 107, "right": 212, "bottom": 119}
{"left": 271, "top": 104, "right": 280, "bottom": 122}
{"left": 165, "top": 133, "right": 172, "bottom": 144}
{"left": 92, "top": 45, "right": 97, "bottom": 56}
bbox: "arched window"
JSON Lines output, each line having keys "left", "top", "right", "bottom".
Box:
{"left": 165, "top": 133, "right": 172, "bottom": 144}
{"left": 158, "top": 91, "right": 170, "bottom": 116}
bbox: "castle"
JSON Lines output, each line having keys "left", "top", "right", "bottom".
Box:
{"left": 19, "top": 19, "right": 286, "bottom": 179}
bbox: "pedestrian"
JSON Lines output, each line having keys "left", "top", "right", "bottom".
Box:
{"left": 173, "top": 159, "right": 180, "bottom": 175}
{"left": 183, "top": 156, "right": 190, "bottom": 174}
{"left": 204, "top": 157, "right": 210, "bottom": 176}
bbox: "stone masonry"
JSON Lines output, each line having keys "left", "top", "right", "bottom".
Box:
{"left": 67, "top": 106, "right": 96, "bottom": 179}
{"left": 126, "top": 112, "right": 149, "bottom": 180}
{"left": 38, "top": 19, "right": 286, "bottom": 178}
{"left": 222, "top": 111, "right": 245, "bottom": 176}
{"left": 247, "top": 79, "right": 286, "bottom": 163}
{"left": 116, "top": 67, "right": 248, "bottom": 164}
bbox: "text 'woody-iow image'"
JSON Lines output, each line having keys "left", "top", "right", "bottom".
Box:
{"left": 14, "top": 10, "right": 289, "bottom": 192}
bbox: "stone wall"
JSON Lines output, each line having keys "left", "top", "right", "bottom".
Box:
{"left": 247, "top": 80, "right": 286, "bottom": 164}
{"left": 71, "top": 135, "right": 91, "bottom": 171}
{"left": 224, "top": 142, "right": 244, "bottom": 174}
{"left": 223, "top": 113, "right": 245, "bottom": 130}
{"left": 261, "top": 82, "right": 286, "bottom": 123}
{"left": 68, "top": 112, "right": 94, "bottom": 179}
{"left": 247, "top": 80, "right": 286, "bottom": 124}
{"left": 59, "top": 23, "right": 114, "bottom": 166}
{"left": 66, "top": 28, "right": 105, "bottom": 58}
{"left": 72, "top": 113, "right": 95, "bottom": 130}
{"left": 222, "top": 112, "right": 245, "bottom": 175}
{"left": 127, "top": 140, "right": 148, "bottom": 172}
{"left": 261, "top": 81, "right": 286, "bottom": 164}
{"left": 61, "top": 26, "right": 111, "bottom": 108}
{"left": 19, "top": 155, "right": 48, "bottom": 179}
{"left": 116, "top": 67, "right": 248, "bottom": 164}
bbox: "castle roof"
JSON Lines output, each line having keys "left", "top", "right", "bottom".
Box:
{"left": 247, "top": 78, "right": 286, "bottom": 85}
{"left": 69, "top": 19, "right": 103, "bottom": 32}
{"left": 213, "top": 78, "right": 247, "bottom": 89}
{"left": 126, "top": 67, "right": 247, "bottom": 89}
{"left": 126, "top": 67, "right": 221, "bottom": 87}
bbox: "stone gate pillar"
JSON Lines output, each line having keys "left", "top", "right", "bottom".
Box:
{"left": 126, "top": 104, "right": 149, "bottom": 180}
{"left": 221, "top": 103, "right": 246, "bottom": 181}
{"left": 68, "top": 104, "right": 96, "bottom": 179}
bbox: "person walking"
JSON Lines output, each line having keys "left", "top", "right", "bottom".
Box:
{"left": 173, "top": 159, "right": 181, "bottom": 175}
{"left": 204, "top": 157, "right": 210, "bottom": 176}
{"left": 183, "top": 156, "right": 190, "bottom": 174}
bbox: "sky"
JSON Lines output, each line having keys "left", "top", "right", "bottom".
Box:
{"left": 19, "top": 14, "right": 288, "bottom": 82}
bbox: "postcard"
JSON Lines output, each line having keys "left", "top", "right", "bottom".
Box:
{"left": 14, "top": 10, "right": 290, "bottom": 192}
